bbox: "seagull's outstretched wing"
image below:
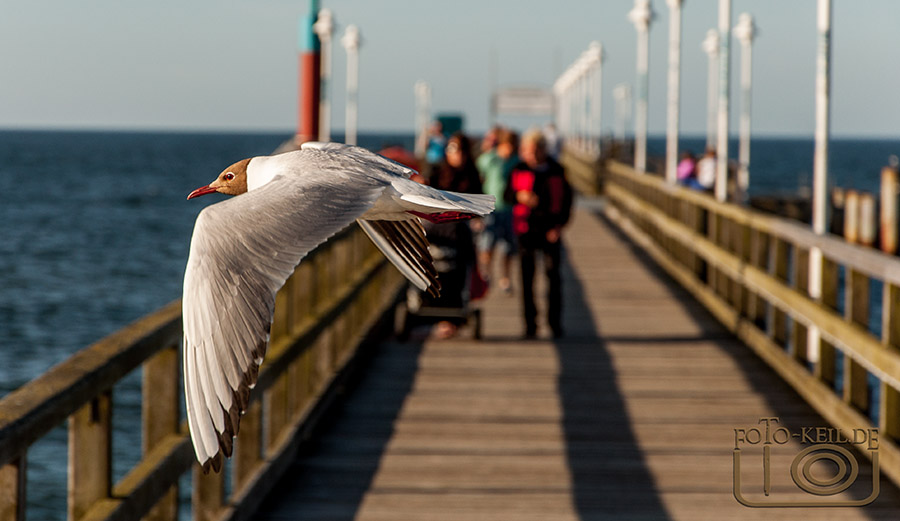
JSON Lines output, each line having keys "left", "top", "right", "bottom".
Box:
{"left": 183, "top": 163, "right": 384, "bottom": 472}
{"left": 301, "top": 141, "right": 417, "bottom": 179}
{"left": 183, "top": 143, "right": 493, "bottom": 471}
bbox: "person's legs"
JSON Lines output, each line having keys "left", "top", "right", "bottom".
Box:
{"left": 519, "top": 239, "right": 538, "bottom": 338}
{"left": 543, "top": 240, "right": 563, "bottom": 338}
{"left": 476, "top": 214, "right": 497, "bottom": 283}
{"left": 495, "top": 210, "right": 515, "bottom": 293}
{"left": 500, "top": 250, "right": 513, "bottom": 294}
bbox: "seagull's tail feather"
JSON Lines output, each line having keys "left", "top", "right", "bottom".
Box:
{"left": 435, "top": 191, "right": 496, "bottom": 216}
{"left": 394, "top": 178, "right": 496, "bottom": 218}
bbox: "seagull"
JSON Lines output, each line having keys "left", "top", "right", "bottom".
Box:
{"left": 182, "top": 142, "right": 494, "bottom": 472}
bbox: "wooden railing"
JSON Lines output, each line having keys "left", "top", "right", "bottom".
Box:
{"left": 561, "top": 149, "right": 900, "bottom": 487}
{"left": 0, "top": 225, "right": 404, "bottom": 521}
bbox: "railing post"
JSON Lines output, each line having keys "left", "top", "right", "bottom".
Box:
{"left": 706, "top": 211, "right": 719, "bottom": 293}
{"left": 68, "top": 390, "right": 112, "bottom": 520}
{"left": 142, "top": 344, "right": 181, "bottom": 521}
{"left": 767, "top": 237, "right": 790, "bottom": 347}
{"left": 292, "top": 262, "right": 314, "bottom": 330}
{"left": 0, "top": 456, "right": 26, "bottom": 521}
{"left": 192, "top": 466, "right": 224, "bottom": 521}
{"left": 272, "top": 278, "right": 293, "bottom": 341}
{"left": 792, "top": 248, "right": 810, "bottom": 364}
{"left": 881, "top": 166, "right": 899, "bottom": 254}
{"left": 844, "top": 269, "right": 870, "bottom": 412}
{"left": 859, "top": 192, "right": 877, "bottom": 248}
{"left": 815, "top": 257, "right": 839, "bottom": 384}
{"left": 685, "top": 201, "right": 701, "bottom": 277}
{"left": 729, "top": 219, "right": 746, "bottom": 314}
{"left": 233, "top": 400, "right": 262, "bottom": 493}
{"left": 844, "top": 190, "right": 860, "bottom": 244}
{"left": 265, "top": 374, "right": 290, "bottom": 453}
{"left": 746, "top": 229, "right": 769, "bottom": 324}
{"left": 881, "top": 283, "right": 900, "bottom": 440}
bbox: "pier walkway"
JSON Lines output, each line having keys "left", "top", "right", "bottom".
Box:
{"left": 253, "top": 204, "right": 900, "bottom": 520}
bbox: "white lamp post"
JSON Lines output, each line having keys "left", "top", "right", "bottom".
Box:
{"left": 312, "top": 9, "right": 334, "bottom": 142}
{"left": 807, "top": 0, "right": 832, "bottom": 363}
{"left": 414, "top": 80, "right": 431, "bottom": 157}
{"left": 812, "top": 0, "right": 831, "bottom": 241}
{"left": 665, "top": 0, "right": 683, "bottom": 185}
{"left": 613, "top": 83, "right": 632, "bottom": 143}
{"left": 629, "top": 0, "right": 655, "bottom": 173}
{"left": 341, "top": 25, "right": 361, "bottom": 146}
{"left": 734, "top": 13, "right": 757, "bottom": 203}
{"left": 577, "top": 55, "right": 589, "bottom": 152}
{"left": 701, "top": 29, "right": 719, "bottom": 151}
{"left": 715, "top": 0, "right": 731, "bottom": 201}
{"left": 588, "top": 41, "right": 604, "bottom": 156}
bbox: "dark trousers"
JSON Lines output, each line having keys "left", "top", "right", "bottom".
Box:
{"left": 519, "top": 234, "right": 562, "bottom": 336}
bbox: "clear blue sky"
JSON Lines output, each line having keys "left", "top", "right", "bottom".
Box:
{"left": 2, "top": 1, "right": 899, "bottom": 137}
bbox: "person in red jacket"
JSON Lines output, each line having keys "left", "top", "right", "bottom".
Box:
{"left": 505, "top": 129, "right": 573, "bottom": 339}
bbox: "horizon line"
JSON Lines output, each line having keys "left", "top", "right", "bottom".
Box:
{"left": 0, "top": 125, "right": 898, "bottom": 142}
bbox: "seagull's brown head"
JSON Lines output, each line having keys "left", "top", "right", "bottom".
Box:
{"left": 187, "top": 158, "right": 251, "bottom": 200}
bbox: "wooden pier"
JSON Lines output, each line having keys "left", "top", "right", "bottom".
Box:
{"left": 254, "top": 205, "right": 900, "bottom": 520}
{"left": 5, "top": 149, "right": 900, "bottom": 519}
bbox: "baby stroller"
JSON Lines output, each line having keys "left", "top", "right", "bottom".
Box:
{"left": 394, "top": 219, "right": 483, "bottom": 340}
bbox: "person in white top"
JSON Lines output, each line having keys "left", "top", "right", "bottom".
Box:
{"left": 695, "top": 148, "right": 716, "bottom": 190}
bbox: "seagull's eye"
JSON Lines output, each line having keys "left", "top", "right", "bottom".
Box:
{"left": 224, "top": 172, "right": 235, "bottom": 181}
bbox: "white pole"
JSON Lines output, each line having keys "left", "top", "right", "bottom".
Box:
{"left": 575, "top": 59, "right": 590, "bottom": 152}
{"left": 715, "top": 0, "right": 731, "bottom": 201}
{"left": 341, "top": 25, "right": 360, "bottom": 146}
{"left": 590, "top": 42, "right": 604, "bottom": 156}
{"left": 734, "top": 13, "right": 756, "bottom": 204}
{"left": 629, "top": 0, "right": 655, "bottom": 173}
{"left": 588, "top": 63, "right": 597, "bottom": 154}
{"left": 807, "top": 0, "right": 832, "bottom": 363}
{"left": 562, "top": 76, "right": 571, "bottom": 144}
{"left": 553, "top": 80, "right": 563, "bottom": 141}
{"left": 702, "top": 29, "right": 719, "bottom": 151}
{"left": 313, "top": 9, "right": 334, "bottom": 142}
{"left": 665, "top": 0, "right": 683, "bottom": 185}
{"left": 613, "top": 83, "right": 632, "bottom": 143}
{"left": 414, "top": 80, "right": 431, "bottom": 157}
{"left": 812, "top": 1, "right": 831, "bottom": 239}
{"left": 568, "top": 70, "right": 577, "bottom": 149}
{"left": 563, "top": 76, "right": 570, "bottom": 144}
{"left": 701, "top": 29, "right": 719, "bottom": 148}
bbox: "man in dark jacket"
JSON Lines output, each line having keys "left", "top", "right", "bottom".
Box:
{"left": 506, "top": 129, "right": 573, "bottom": 339}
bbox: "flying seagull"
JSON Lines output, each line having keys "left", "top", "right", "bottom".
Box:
{"left": 183, "top": 142, "right": 494, "bottom": 472}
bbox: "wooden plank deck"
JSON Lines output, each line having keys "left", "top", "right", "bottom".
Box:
{"left": 254, "top": 205, "right": 900, "bottom": 520}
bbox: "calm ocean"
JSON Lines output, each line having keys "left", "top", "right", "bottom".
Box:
{"left": 1, "top": 129, "right": 898, "bottom": 517}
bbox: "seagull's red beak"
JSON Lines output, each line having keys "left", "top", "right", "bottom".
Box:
{"left": 187, "top": 185, "right": 219, "bottom": 200}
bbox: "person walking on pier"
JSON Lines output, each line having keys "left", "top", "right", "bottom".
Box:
{"left": 476, "top": 128, "right": 518, "bottom": 295}
{"left": 507, "top": 129, "right": 573, "bottom": 339}
{"left": 422, "top": 120, "right": 447, "bottom": 177}
{"left": 696, "top": 147, "right": 717, "bottom": 191}
{"left": 424, "top": 133, "right": 483, "bottom": 339}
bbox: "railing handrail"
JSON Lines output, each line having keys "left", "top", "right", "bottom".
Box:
{"left": 605, "top": 159, "right": 900, "bottom": 286}
{"left": 0, "top": 223, "right": 404, "bottom": 521}
{"left": 0, "top": 300, "right": 182, "bottom": 468}
{"left": 569, "top": 152, "right": 900, "bottom": 490}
